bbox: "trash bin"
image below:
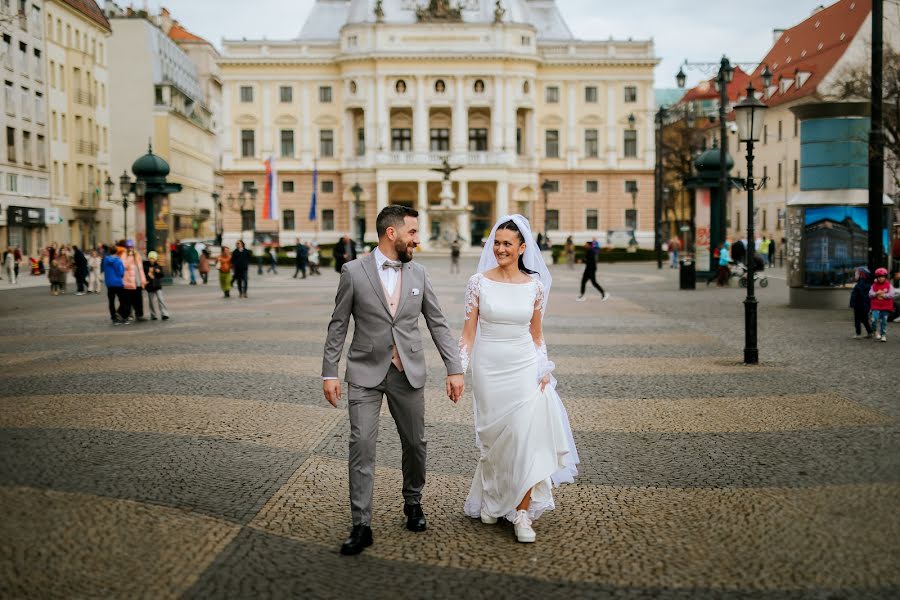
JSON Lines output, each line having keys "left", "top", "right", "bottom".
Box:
{"left": 679, "top": 259, "right": 696, "bottom": 290}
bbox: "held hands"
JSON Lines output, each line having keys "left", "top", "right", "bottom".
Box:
{"left": 446, "top": 374, "right": 465, "bottom": 404}
{"left": 540, "top": 373, "right": 550, "bottom": 392}
{"left": 323, "top": 379, "right": 342, "bottom": 407}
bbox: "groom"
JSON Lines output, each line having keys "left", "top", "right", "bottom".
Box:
{"left": 322, "top": 205, "right": 465, "bottom": 555}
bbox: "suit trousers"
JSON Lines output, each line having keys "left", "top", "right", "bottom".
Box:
{"left": 347, "top": 364, "right": 426, "bottom": 526}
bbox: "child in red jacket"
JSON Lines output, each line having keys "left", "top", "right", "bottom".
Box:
{"left": 869, "top": 267, "right": 896, "bottom": 342}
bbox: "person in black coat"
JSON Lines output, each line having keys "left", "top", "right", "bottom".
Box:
{"left": 731, "top": 239, "right": 746, "bottom": 266}
{"left": 293, "top": 241, "right": 309, "bottom": 279}
{"left": 849, "top": 267, "right": 873, "bottom": 338}
{"left": 332, "top": 234, "right": 357, "bottom": 273}
{"left": 231, "top": 240, "right": 252, "bottom": 298}
{"left": 73, "top": 246, "right": 89, "bottom": 295}
{"left": 576, "top": 241, "right": 608, "bottom": 301}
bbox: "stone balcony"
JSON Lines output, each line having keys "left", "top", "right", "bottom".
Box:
{"left": 370, "top": 150, "right": 517, "bottom": 169}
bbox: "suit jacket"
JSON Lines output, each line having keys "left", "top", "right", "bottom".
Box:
{"left": 322, "top": 254, "right": 462, "bottom": 389}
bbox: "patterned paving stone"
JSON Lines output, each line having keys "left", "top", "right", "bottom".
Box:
{"left": 0, "top": 394, "right": 343, "bottom": 452}
{"left": 248, "top": 456, "right": 900, "bottom": 591}
{"left": 0, "top": 486, "right": 239, "bottom": 600}
{"left": 0, "top": 428, "right": 306, "bottom": 524}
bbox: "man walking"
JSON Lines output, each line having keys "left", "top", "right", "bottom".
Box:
{"left": 293, "top": 240, "right": 308, "bottom": 279}
{"left": 576, "top": 241, "right": 608, "bottom": 301}
{"left": 73, "top": 246, "right": 88, "bottom": 295}
{"left": 231, "top": 240, "right": 251, "bottom": 298}
{"left": 101, "top": 245, "right": 128, "bottom": 325}
{"left": 185, "top": 243, "right": 199, "bottom": 284}
{"left": 322, "top": 206, "right": 464, "bottom": 556}
{"left": 332, "top": 234, "right": 357, "bottom": 273}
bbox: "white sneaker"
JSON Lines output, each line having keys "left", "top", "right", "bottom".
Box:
{"left": 601, "top": 293, "right": 610, "bottom": 302}
{"left": 881, "top": 335, "right": 887, "bottom": 342}
{"left": 575, "top": 295, "right": 585, "bottom": 302}
{"left": 513, "top": 510, "right": 535, "bottom": 543}
{"left": 853, "top": 334, "right": 862, "bottom": 339}
{"left": 480, "top": 510, "right": 497, "bottom": 525}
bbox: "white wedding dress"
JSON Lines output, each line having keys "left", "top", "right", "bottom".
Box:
{"left": 462, "top": 273, "right": 579, "bottom": 522}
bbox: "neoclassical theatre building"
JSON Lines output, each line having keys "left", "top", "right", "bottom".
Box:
{"left": 219, "top": 0, "right": 658, "bottom": 250}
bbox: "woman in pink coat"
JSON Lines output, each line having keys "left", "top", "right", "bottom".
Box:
{"left": 121, "top": 241, "right": 147, "bottom": 321}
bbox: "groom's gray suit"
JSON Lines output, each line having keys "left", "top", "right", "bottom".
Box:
{"left": 323, "top": 253, "right": 462, "bottom": 526}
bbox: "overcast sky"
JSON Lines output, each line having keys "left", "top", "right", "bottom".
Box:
{"left": 110, "top": 0, "right": 835, "bottom": 88}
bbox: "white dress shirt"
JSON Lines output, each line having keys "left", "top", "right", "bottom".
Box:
{"left": 373, "top": 247, "right": 401, "bottom": 295}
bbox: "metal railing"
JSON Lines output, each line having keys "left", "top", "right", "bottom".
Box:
{"left": 79, "top": 191, "right": 100, "bottom": 208}
{"left": 75, "top": 140, "right": 98, "bottom": 155}
{"left": 74, "top": 89, "right": 95, "bottom": 106}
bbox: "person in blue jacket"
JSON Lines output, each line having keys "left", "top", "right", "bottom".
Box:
{"left": 101, "top": 245, "right": 128, "bottom": 325}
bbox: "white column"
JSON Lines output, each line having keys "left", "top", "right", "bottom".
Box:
{"left": 222, "top": 81, "right": 233, "bottom": 164}
{"left": 644, "top": 82, "right": 655, "bottom": 169}
{"left": 491, "top": 75, "right": 503, "bottom": 152}
{"left": 417, "top": 179, "right": 429, "bottom": 250}
{"left": 364, "top": 77, "right": 376, "bottom": 166}
{"left": 414, "top": 76, "right": 427, "bottom": 153}
{"left": 301, "top": 82, "right": 312, "bottom": 164}
{"left": 504, "top": 78, "right": 516, "bottom": 153}
{"left": 376, "top": 178, "right": 388, "bottom": 212}
{"left": 457, "top": 179, "right": 470, "bottom": 243}
{"left": 567, "top": 81, "right": 577, "bottom": 169}
{"left": 528, "top": 108, "right": 537, "bottom": 159}
{"left": 343, "top": 110, "right": 354, "bottom": 162}
{"left": 452, "top": 76, "right": 466, "bottom": 154}
{"left": 606, "top": 83, "right": 618, "bottom": 167}
{"left": 496, "top": 178, "right": 509, "bottom": 218}
{"left": 376, "top": 75, "right": 389, "bottom": 152}
{"left": 261, "top": 83, "right": 272, "bottom": 157}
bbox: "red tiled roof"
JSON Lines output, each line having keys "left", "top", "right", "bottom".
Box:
{"left": 747, "top": 0, "right": 870, "bottom": 106}
{"left": 169, "top": 21, "right": 209, "bottom": 45}
{"left": 679, "top": 66, "right": 752, "bottom": 104}
{"left": 57, "top": 0, "right": 110, "bottom": 32}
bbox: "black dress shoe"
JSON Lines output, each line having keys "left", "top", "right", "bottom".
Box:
{"left": 404, "top": 504, "right": 427, "bottom": 532}
{"left": 340, "top": 525, "right": 373, "bottom": 556}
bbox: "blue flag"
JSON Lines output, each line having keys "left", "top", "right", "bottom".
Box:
{"left": 309, "top": 166, "right": 317, "bottom": 222}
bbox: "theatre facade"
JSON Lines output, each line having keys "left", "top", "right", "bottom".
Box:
{"left": 219, "top": 0, "right": 658, "bottom": 250}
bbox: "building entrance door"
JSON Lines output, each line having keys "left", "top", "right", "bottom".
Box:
{"left": 470, "top": 201, "right": 493, "bottom": 247}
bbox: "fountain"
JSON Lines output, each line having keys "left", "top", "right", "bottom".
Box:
{"left": 427, "top": 157, "right": 471, "bottom": 248}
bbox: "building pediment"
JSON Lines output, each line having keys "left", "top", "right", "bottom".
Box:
{"left": 314, "top": 115, "right": 340, "bottom": 127}
{"left": 539, "top": 114, "right": 563, "bottom": 126}
{"left": 579, "top": 114, "right": 603, "bottom": 126}
{"left": 274, "top": 114, "right": 299, "bottom": 126}
{"left": 235, "top": 114, "right": 258, "bottom": 125}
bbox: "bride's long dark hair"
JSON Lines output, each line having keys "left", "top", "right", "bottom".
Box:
{"left": 496, "top": 220, "right": 538, "bottom": 275}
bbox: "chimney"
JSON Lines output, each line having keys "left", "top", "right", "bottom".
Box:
{"left": 811, "top": 5, "right": 825, "bottom": 15}
{"left": 773, "top": 29, "right": 785, "bottom": 43}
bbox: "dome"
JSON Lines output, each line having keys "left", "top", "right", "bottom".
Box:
{"left": 132, "top": 145, "right": 170, "bottom": 183}
{"left": 694, "top": 144, "right": 734, "bottom": 174}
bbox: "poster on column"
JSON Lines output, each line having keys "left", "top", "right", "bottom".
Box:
{"left": 695, "top": 188, "right": 711, "bottom": 270}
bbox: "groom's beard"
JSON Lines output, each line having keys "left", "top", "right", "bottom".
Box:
{"left": 395, "top": 239, "right": 415, "bottom": 263}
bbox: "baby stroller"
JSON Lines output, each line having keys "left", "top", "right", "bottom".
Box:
{"left": 731, "top": 256, "right": 769, "bottom": 288}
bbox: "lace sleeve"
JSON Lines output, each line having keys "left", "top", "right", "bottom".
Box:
{"left": 533, "top": 278, "right": 545, "bottom": 312}
{"left": 464, "top": 273, "right": 482, "bottom": 321}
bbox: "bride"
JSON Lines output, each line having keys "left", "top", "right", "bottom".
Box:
{"left": 458, "top": 215, "right": 579, "bottom": 543}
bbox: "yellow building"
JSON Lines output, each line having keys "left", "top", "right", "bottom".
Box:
{"left": 44, "top": 0, "right": 112, "bottom": 248}
{"left": 219, "top": 0, "right": 658, "bottom": 250}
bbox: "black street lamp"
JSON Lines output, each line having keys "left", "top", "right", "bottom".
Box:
{"left": 351, "top": 182, "right": 364, "bottom": 251}
{"left": 115, "top": 170, "right": 146, "bottom": 241}
{"left": 628, "top": 181, "right": 639, "bottom": 248}
{"left": 540, "top": 179, "right": 554, "bottom": 247}
{"left": 654, "top": 107, "right": 667, "bottom": 268}
{"left": 228, "top": 186, "right": 257, "bottom": 243}
{"left": 734, "top": 83, "right": 769, "bottom": 365}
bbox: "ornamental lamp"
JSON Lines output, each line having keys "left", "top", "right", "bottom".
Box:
{"left": 119, "top": 171, "right": 132, "bottom": 197}
{"left": 734, "top": 85, "right": 768, "bottom": 143}
{"left": 103, "top": 175, "right": 114, "bottom": 199}
{"left": 721, "top": 56, "right": 734, "bottom": 83}
{"left": 135, "top": 179, "right": 147, "bottom": 197}
{"left": 676, "top": 67, "right": 686, "bottom": 89}
{"left": 761, "top": 64, "right": 773, "bottom": 89}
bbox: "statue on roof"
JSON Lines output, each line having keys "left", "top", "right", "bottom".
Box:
{"left": 493, "top": 0, "right": 505, "bottom": 23}
{"left": 416, "top": 0, "right": 463, "bottom": 22}
{"left": 374, "top": 0, "right": 385, "bottom": 22}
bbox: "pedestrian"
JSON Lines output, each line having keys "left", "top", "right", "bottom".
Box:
{"left": 767, "top": 236, "right": 776, "bottom": 267}
{"left": 450, "top": 238, "right": 461, "bottom": 274}
{"left": 716, "top": 242, "right": 732, "bottom": 287}
{"left": 102, "top": 245, "right": 128, "bottom": 324}
{"left": 564, "top": 236, "right": 575, "bottom": 270}
{"left": 849, "top": 267, "right": 873, "bottom": 339}
{"left": 266, "top": 246, "right": 279, "bottom": 274}
{"left": 293, "top": 240, "right": 308, "bottom": 279}
{"left": 88, "top": 249, "right": 102, "bottom": 293}
{"left": 73, "top": 245, "right": 88, "bottom": 295}
{"left": 185, "top": 243, "right": 199, "bottom": 285}
{"left": 2, "top": 246, "right": 15, "bottom": 284}
{"left": 217, "top": 245, "right": 233, "bottom": 298}
{"left": 668, "top": 236, "right": 681, "bottom": 269}
{"left": 308, "top": 242, "right": 321, "bottom": 275}
{"left": 891, "top": 229, "right": 900, "bottom": 277}
{"left": 576, "top": 241, "right": 608, "bottom": 302}
{"left": 48, "top": 260, "right": 63, "bottom": 295}
{"left": 889, "top": 270, "right": 900, "bottom": 322}
{"left": 121, "top": 241, "right": 147, "bottom": 321}
{"left": 332, "top": 234, "right": 356, "bottom": 273}
{"left": 231, "top": 239, "right": 251, "bottom": 298}
{"left": 55, "top": 250, "right": 71, "bottom": 294}
{"left": 731, "top": 237, "right": 746, "bottom": 266}
{"left": 198, "top": 249, "right": 211, "bottom": 284}
{"left": 144, "top": 251, "right": 170, "bottom": 321}
{"left": 253, "top": 243, "right": 265, "bottom": 275}
{"left": 13, "top": 245, "right": 22, "bottom": 280}
{"left": 170, "top": 241, "right": 183, "bottom": 277}
{"left": 869, "top": 267, "right": 895, "bottom": 342}
{"left": 760, "top": 236, "right": 771, "bottom": 268}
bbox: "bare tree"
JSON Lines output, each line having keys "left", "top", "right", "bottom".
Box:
{"left": 832, "top": 44, "right": 900, "bottom": 191}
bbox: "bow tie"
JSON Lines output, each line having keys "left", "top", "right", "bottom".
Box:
{"left": 382, "top": 260, "right": 402, "bottom": 271}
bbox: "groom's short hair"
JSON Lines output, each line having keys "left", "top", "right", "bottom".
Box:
{"left": 377, "top": 205, "right": 419, "bottom": 238}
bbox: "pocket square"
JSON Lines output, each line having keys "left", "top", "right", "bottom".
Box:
{"left": 411, "top": 288, "right": 420, "bottom": 296}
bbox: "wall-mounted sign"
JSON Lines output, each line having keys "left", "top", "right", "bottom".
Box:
{"left": 8, "top": 206, "right": 46, "bottom": 227}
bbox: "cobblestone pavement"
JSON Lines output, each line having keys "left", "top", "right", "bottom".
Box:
{"left": 0, "top": 258, "right": 898, "bottom": 599}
